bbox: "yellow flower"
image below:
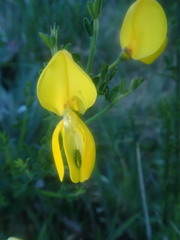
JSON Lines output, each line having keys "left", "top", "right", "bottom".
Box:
{"left": 37, "top": 50, "right": 97, "bottom": 183}
{"left": 120, "top": 0, "right": 167, "bottom": 64}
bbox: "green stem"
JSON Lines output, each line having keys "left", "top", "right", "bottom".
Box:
{"left": 86, "top": 19, "right": 99, "bottom": 74}
{"left": 96, "top": 51, "right": 129, "bottom": 78}
{"left": 108, "top": 51, "right": 127, "bottom": 70}
{"left": 161, "top": 101, "right": 171, "bottom": 224}
{"left": 85, "top": 103, "right": 112, "bottom": 124}
{"left": 174, "top": 6, "right": 180, "bottom": 202}
{"left": 85, "top": 51, "right": 129, "bottom": 124}
{"left": 108, "top": 58, "right": 121, "bottom": 70}
{"left": 108, "top": 51, "right": 129, "bottom": 71}
{"left": 136, "top": 142, "right": 152, "bottom": 240}
{"left": 85, "top": 84, "right": 131, "bottom": 124}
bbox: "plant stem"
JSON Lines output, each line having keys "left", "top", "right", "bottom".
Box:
{"left": 161, "top": 102, "right": 171, "bottom": 224}
{"left": 108, "top": 57, "right": 121, "bottom": 70}
{"left": 85, "top": 103, "right": 112, "bottom": 124}
{"left": 136, "top": 142, "right": 152, "bottom": 240}
{"left": 108, "top": 51, "right": 129, "bottom": 71}
{"left": 174, "top": 5, "right": 180, "bottom": 203}
{"left": 86, "top": 19, "right": 99, "bottom": 74}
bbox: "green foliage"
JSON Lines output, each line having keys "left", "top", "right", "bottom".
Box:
{"left": 83, "top": 17, "right": 93, "bottom": 37}
{"left": 0, "top": 0, "right": 179, "bottom": 240}
{"left": 39, "top": 23, "right": 60, "bottom": 56}
{"left": 87, "top": 0, "right": 102, "bottom": 20}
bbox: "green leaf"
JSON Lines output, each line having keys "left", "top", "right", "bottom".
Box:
{"left": 93, "top": 0, "right": 102, "bottom": 19}
{"left": 105, "top": 67, "right": 118, "bottom": 83}
{"left": 100, "top": 62, "right": 109, "bottom": 79}
{"left": 37, "top": 222, "right": 48, "bottom": 240}
{"left": 87, "top": 1, "right": 95, "bottom": 19}
{"left": 110, "top": 213, "right": 140, "bottom": 240}
{"left": 49, "top": 35, "right": 56, "bottom": 49}
{"left": 87, "top": 0, "right": 102, "bottom": 19}
{"left": 98, "top": 82, "right": 109, "bottom": 96}
{"left": 83, "top": 17, "right": 93, "bottom": 37}
{"left": 108, "top": 84, "right": 129, "bottom": 104}
{"left": 39, "top": 32, "right": 51, "bottom": 48}
{"left": 119, "top": 79, "right": 128, "bottom": 94}
{"left": 64, "top": 42, "right": 72, "bottom": 51}
{"left": 59, "top": 44, "right": 64, "bottom": 50}
{"left": 108, "top": 85, "right": 120, "bottom": 100}
{"left": 130, "top": 78, "right": 144, "bottom": 91}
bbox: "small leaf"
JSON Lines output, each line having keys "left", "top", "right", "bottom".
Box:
{"left": 39, "top": 32, "right": 51, "bottom": 48}
{"left": 110, "top": 213, "right": 140, "bottom": 240}
{"left": 130, "top": 78, "right": 144, "bottom": 91}
{"left": 64, "top": 43, "right": 72, "bottom": 51}
{"left": 59, "top": 44, "right": 64, "bottom": 50}
{"left": 83, "top": 17, "right": 93, "bottom": 37}
{"left": 119, "top": 79, "right": 128, "bottom": 94}
{"left": 108, "top": 86, "right": 119, "bottom": 101}
{"left": 100, "top": 62, "right": 108, "bottom": 79}
{"left": 87, "top": 1, "right": 95, "bottom": 19}
{"left": 92, "top": 0, "right": 99, "bottom": 17}
{"left": 93, "top": 0, "right": 102, "bottom": 18}
{"left": 105, "top": 67, "right": 117, "bottom": 83}
{"left": 50, "top": 36, "right": 56, "bottom": 49}
{"left": 37, "top": 222, "right": 48, "bottom": 240}
{"left": 98, "top": 82, "right": 109, "bottom": 95}
{"left": 108, "top": 84, "right": 129, "bottom": 104}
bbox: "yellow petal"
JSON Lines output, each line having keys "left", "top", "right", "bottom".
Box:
{"left": 63, "top": 110, "right": 95, "bottom": 183}
{"left": 140, "top": 37, "right": 167, "bottom": 64}
{"left": 37, "top": 50, "right": 97, "bottom": 116}
{"left": 52, "top": 120, "right": 64, "bottom": 181}
{"left": 120, "top": 0, "right": 167, "bottom": 63}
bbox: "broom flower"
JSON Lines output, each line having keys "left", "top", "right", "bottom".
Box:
{"left": 37, "top": 50, "right": 97, "bottom": 183}
{"left": 120, "top": 0, "right": 167, "bottom": 64}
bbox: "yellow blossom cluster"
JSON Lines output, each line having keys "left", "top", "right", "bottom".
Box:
{"left": 37, "top": 0, "right": 167, "bottom": 182}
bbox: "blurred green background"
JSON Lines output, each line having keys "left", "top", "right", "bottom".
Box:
{"left": 0, "top": 0, "right": 179, "bottom": 239}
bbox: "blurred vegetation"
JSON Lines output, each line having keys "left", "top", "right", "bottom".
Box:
{"left": 0, "top": 0, "right": 179, "bottom": 240}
